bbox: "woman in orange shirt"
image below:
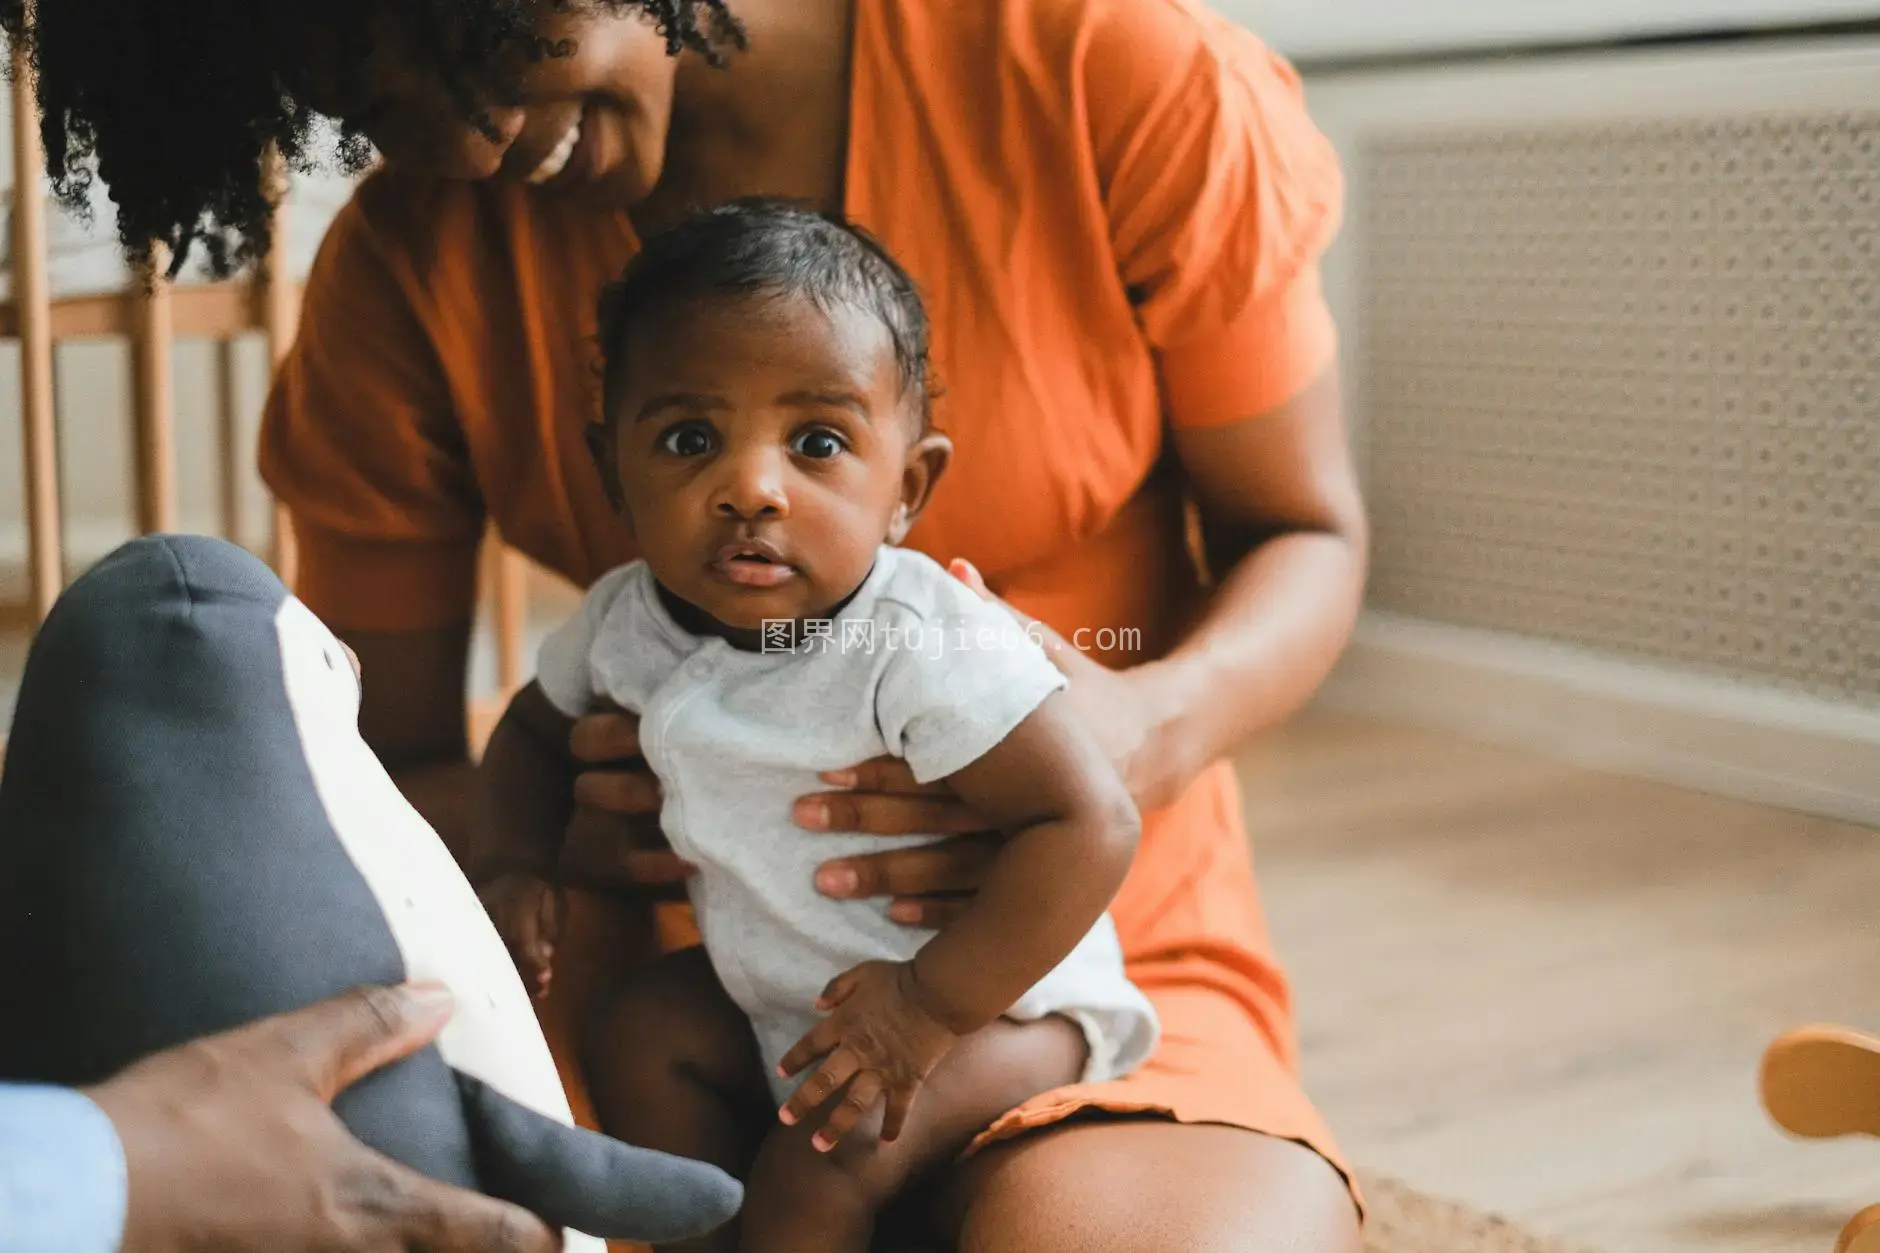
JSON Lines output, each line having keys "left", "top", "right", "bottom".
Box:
{"left": 17, "top": 0, "right": 1369, "bottom": 1248}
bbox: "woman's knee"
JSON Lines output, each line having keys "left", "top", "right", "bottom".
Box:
{"left": 946, "top": 1121, "right": 1361, "bottom": 1253}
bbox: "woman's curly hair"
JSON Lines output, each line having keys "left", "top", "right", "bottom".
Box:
{"left": 0, "top": 0, "right": 744, "bottom": 279}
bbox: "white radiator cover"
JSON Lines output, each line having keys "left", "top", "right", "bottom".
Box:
{"left": 1229, "top": 2, "right": 1880, "bottom": 64}
{"left": 1305, "top": 38, "right": 1880, "bottom": 821}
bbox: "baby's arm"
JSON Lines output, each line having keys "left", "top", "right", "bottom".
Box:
{"left": 905, "top": 691, "right": 1138, "bottom": 1028}
{"left": 472, "top": 682, "right": 582, "bottom": 998}
{"left": 471, "top": 564, "right": 637, "bottom": 996}
{"left": 777, "top": 689, "right": 1138, "bottom": 1145}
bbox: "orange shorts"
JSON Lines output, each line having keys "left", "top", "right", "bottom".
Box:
{"left": 535, "top": 761, "right": 1357, "bottom": 1250}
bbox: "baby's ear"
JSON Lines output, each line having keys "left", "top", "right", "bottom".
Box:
{"left": 584, "top": 423, "right": 627, "bottom": 515}
{"left": 889, "top": 431, "right": 953, "bottom": 544}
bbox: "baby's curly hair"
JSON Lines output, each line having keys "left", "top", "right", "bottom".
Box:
{"left": 596, "top": 198, "right": 936, "bottom": 430}
{"left": 0, "top": 0, "right": 744, "bottom": 279}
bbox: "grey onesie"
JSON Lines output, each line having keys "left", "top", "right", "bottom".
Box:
{"left": 536, "top": 545, "right": 1160, "bottom": 1103}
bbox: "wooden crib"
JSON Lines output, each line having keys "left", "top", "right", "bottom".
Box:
{"left": 3, "top": 48, "right": 531, "bottom": 742}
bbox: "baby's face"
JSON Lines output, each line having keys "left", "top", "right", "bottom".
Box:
{"left": 603, "top": 293, "right": 937, "bottom": 632}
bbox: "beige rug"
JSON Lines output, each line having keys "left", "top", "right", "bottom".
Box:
{"left": 1360, "top": 1175, "right": 1598, "bottom": 1253}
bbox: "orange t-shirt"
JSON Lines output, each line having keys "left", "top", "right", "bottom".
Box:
{"left": 262, "top": 0, "right": 1353, "bottom": 1206}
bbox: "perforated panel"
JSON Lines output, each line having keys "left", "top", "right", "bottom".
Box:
{"left": 1358, "top": 112, "right": 1879, "bottom": 705}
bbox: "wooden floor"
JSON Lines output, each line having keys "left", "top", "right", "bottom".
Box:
{"left": 1240, "top": 711, "right": 1880, "bottom": 1253}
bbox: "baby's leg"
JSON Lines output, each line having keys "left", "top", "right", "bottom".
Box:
{"left": 583, "top": 946, "right": 772, "bottom": 1253}
{"left": 739, "top": 1015, "right": 1088, "bottom": 1253}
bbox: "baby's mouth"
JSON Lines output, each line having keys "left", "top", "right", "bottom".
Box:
{"left": 711, "top": 542, "right": 798, "bottom": 589}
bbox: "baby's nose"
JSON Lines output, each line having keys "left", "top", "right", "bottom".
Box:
{"left": 712, "top": 453, "right": 790, "bottom": 519}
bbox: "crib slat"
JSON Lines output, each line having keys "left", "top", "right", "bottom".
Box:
{"left": 130, "top": 247, "right": 177, "bottom": 535}
{"left": 0, "top": 283, "right": 264, "bottom": 340}
{"left": 261, "top": 146, "right": 299, "bottom": 587}
{"left": 215, "top": 339, "right": 243, "bottom": 547}
{"left": 10, "top": 47, "right": 64, "bottom": 620}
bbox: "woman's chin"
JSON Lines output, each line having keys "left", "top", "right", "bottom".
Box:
{"left": 580, "top": 135, "right": 662, "bottom": 210}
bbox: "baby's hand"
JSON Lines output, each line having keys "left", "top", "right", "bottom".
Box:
{"left": 775, "top": 961, "right": 963, "bottom": 1151}
{"left": 476, "top": 873, "right": 561, "bottom": 1001}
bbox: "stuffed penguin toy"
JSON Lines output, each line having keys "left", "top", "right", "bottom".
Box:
{"left": 0, "top": 534, "right": 741, "bottom": 1250}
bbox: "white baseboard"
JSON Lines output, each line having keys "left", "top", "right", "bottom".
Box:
{"left": 1318, "top": 612, "right": 1880, "bottom": 828}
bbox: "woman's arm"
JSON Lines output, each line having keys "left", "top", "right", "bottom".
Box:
{"left": 1056, "top": 0, "right": 1361, "bottom": 803}
{"left": 948, "top": 368, "right": 1364, "bottom": 814}
{"left": 1127, "top": 366, "right": 1368, "bottom": 802}
{"left": 948, "top": 374, "right": 1366, "bottom": 814}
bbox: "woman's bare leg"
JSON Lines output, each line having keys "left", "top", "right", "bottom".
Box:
{"left": 929, "top": 1120, "right": 1361, "bottom": 1253}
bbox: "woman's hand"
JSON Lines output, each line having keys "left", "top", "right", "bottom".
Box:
{"left": 794, "top": 760, "right": 1007, "bottom": 930}
{"left": 559, "top": 710, "right": 695, "bottom": 898}
{"left": 795, "top": 559, "right": 1189, "bottom": 929}
{"left": 565, "top": 561, "right": 1191, "bottom": 930}
{"left": 568, "top": 707, "right": 1002, "bottom": 928}
{"left": 796, "top": 561, "right": 1191, "bottom": 923}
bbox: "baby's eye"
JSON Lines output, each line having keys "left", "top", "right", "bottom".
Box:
{"left": 658, "top": 423, "right": 717, "bottom": 457}
{"left": 791, "top": 427, "right": 846, "bottom": 460}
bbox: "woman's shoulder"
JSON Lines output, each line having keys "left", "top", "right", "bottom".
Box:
{"left": 297, "top": 166, "right": 631, "bottom": 368}
{"left": 1015, "top": 0, "right": 1236, "bottom": 51}
{"left": 1040, "top": 0, "right": 1306, "bottom": 118}
{"left": 865, "top": 0, "right": 1309, "bottom": 201}
{"left": 307, "top": 166, "right": 624, "bottom": 302}
{"left": 889, "top": 0, "right": 1282, "bottom": 90}
{"left": 308, "top": 168, "right": 503, "bottom": 292}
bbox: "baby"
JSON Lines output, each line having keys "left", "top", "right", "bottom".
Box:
{"left": 473, "top": 199, "right": 1157, "bottom": 1253}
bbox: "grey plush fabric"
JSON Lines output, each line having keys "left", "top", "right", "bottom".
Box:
{"left": 0, "top": 534, "right": 741, "bottom": 1244}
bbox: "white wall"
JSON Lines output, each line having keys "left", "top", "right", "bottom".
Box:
{"left": 1233, "top": 0, "right": 1880, "bottom": 63}
{"left": 0, "top": 90, "right": 357, "bottom": 580}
